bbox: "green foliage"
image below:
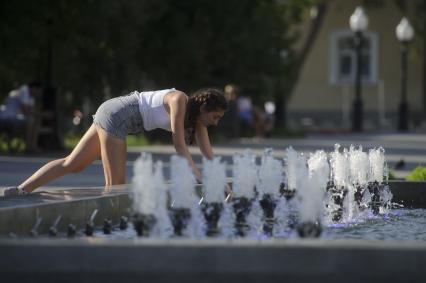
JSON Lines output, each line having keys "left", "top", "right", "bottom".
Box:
{"left": 126, "top": 135, "right": 149, "bottom": 147}
{"left": 0, "top": 0, "right": 312, "bottom": 115}
{"left": 0, "top": 137, "right": 26, "bottom": 153}
{"left": 63, "top": 133, "right": 82, "bottom": 150}
{"left": 405, "top": 166, "right": 426, "bottom": 181}
{"left": 64, "top": 133, "right": 149, "bottom": 150}
{"left": 387, "top": 170, "right": 397, "bottom": 180}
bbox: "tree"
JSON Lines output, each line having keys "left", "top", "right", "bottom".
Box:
{"left": 0, "top": 0, "right": 313, "bottom": 132}
{"left": 274, "top": 0, "right": 328, "bottom": 126}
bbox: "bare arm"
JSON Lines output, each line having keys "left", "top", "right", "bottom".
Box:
{"left": 168, "top": 92, "right": 203, "bottom": 183}
{"left": 195, "top": 122, "right": 214, "bottom": 160}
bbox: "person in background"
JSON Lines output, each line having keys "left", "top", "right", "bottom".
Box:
{"left": 0, "top": 81, "right": 43, "bottom": 152}
{"left": 4, "top": 87, "right": 229, "bottom": 196}
{"left": 263, "top": 101, "right": 276, "bottom": 138}
{"left": 236, "top": 94, "right": 254, "bottom": 137}
{"left": 217, "top": 84, "right": 239, "bottom": 138}
{"left": 252, "top": 105, "right": 267, "bottom": 139}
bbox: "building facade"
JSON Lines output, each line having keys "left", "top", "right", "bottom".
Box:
{"left": 288, "top": 0, "right": 423, "bottom": 132}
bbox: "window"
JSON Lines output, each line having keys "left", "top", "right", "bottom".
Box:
{"left": 330, "top": 30, "right": 378, "bottom": 85}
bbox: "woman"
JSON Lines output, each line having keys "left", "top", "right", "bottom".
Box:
{"left": 4, "top": 87, "right": 228, "bottom": 196}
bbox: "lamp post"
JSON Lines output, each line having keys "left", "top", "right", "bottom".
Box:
{"left": 349, "top": 7, "right": 369, "bottom": 132}
{"left": 396, "top": 17, "right": 414, "bottom": 131}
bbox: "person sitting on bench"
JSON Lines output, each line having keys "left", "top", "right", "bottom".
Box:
{"left": 0, "top": 81, "right": 43, "bottom": 152}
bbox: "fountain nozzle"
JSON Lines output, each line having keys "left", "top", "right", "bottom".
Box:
{"left": 296, "top": 221, "right": 322, "bottom": 238}
{"left": 368, "top": 181, "right": 382, "bottom": 215}
{"left": 85, "top": 209, "right": 98, "bottom": 236}
{"left": 119, "top": 216, "right": 128, "bottom": 230}
{"left": 280, "top": 183, "right": 296, "bottom": 201}
{"left": 48, "top": 215, "right": 62, "bottom": 237}
{"left": 29, "top": 217, "right": 42, "bottom": 237}
{"left": 103, "top": 218, "right": 112, "bottom": 234}
{"left": 232, "top": 197, "right": 252, "bottom": 237}
{"left": 132, "top": 213, "right": 156, "bottom": 237}
{"left": 201, "top": 202, "right": 223, "bottom": 236}
{"left": 259, "top": 194, "right": 277, "bottom": 236}
{"left": 67, "top": 224, "right": 76, "bottom": 237}
{"left": 169, "top": 208, "right": 191, "bottom": 236}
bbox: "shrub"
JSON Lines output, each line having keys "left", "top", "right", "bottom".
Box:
{"left": 405, "top": 166, "right": 426, "bottom": 181}
{"left": 387, "top": 170, "right": 396, "bottom": 180}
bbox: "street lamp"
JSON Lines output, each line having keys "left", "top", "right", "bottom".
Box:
{"left": 349, "top": 6, "right": 369, "bottom": 132}
{"left": 396, "top": 17, "right": 414, "bottom": 131}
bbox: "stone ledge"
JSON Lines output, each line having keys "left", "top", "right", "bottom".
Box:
{"left": 0, "top": 238, "right": 425, "bottom": 283}
{"left": 1, "top": 181, "right": 425, "bottom": 236}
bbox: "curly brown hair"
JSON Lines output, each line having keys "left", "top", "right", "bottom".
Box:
{"left": 184, "top": 88, "right": 228, "bottom": 144}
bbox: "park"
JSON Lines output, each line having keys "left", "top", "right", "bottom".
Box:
{"left": 1, "top": 1, "right": 426, "bottom": 282}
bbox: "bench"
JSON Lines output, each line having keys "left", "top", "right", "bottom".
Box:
{"left": 0, "top": 118, "right": 26, "bottom": 153}
{"left": 0, "top": 107, "right": 57, "bottom": 153}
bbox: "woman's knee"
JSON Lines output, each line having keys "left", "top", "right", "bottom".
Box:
{"left": 62, "top": 156, "right": 86, "bottom": 173}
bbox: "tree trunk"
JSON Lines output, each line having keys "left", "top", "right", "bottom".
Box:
{"left": 276, "top": 3, "right": 328, "bottom": 128}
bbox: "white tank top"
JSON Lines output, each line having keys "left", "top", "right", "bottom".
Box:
{"left": 137, "top": 88, "right": 175, "bottom": 131}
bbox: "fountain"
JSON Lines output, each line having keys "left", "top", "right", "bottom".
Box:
{"left": 296, "top": 150, "right": 329, "bottom": 237}
{"left": 2, "top": 144, "right": 426, "bottom": 282}
{"left": 0, "top": 144, "right": 397, "bottom": 241}
{"left": 123, "top": 144, "right": 394, "bottom": 240}
{"left": 201, "top": 157, "right": 227, "bottom": 236}
{"left": 257, "top": 149, "right": 283, "bottom": 236}
{"left": 231, "top": 150, "right": 258, "bottom": 236}
{"left": 168, "top": 155, "right": 197, "bottom": 236}
{"left": 131, "top": 153, "right": 158, "bottom": 236}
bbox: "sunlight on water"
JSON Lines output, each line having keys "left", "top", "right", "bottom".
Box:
{"left": 120, "top": 145, "right": 408, "bottom": 240}
{"left": 132, "top": 153, "right": 156, "bottom": 215}
{"left": 257, "top": 149, "right": 283, "bottom": 198}
{"left": 170, "top": 155, "right": 197, "bottom": 209}
{"left": 232, "top": 149, "right": 257, "bottom": 199}
{"left": 203, "top": 157, "right": 227, "bottom": 203}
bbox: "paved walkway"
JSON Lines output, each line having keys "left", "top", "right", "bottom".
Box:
{"left": 0, "top": 132, "right": 424, "bottom": 190}
{"left": 131, "top": 132, "right": 426, "bottom": 178}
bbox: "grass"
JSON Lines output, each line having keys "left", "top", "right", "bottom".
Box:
{"left": 64, "top": 133, "right": 150, "bottom": 150}
{"left": 387, "top": 170, "right": 397, "bottom": 180}
{"left": 125, "top": 134, "right": 150, "bottom": 147}
{"left": 63, "top": 134, "right": 82, "bottom": 150}
{"left": 0, "top": 137, "right": 26, "bottom": 153}
{"left": 405, "top": 166, "right": 426, "bottom": 181}
{"left": 270, "top": 126, "right": 306, "bottom": 138}
{"left": 0, "top": 132, "right": 150, "bottom": 153}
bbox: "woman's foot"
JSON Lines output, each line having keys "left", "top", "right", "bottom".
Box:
{"left": 3, "top": 187, "right": 29, "bottom": 197}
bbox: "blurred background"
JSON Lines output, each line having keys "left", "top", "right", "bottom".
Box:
{"left": 0, "top": 0, "right": 425, "bottom": 152}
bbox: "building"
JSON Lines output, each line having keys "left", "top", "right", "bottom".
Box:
{"left": 288, "top": 0, "right": 423, "bottom": 132}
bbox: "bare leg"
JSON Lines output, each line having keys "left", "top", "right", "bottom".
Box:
{"left": 96, "top": 127, "right": 127, "bottom": 186}
{"left": 19, "top": 124, "right": 101, "bottom": 192}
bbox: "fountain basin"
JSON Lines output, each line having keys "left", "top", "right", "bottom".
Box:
{"left": 1, "top": 181, "right": 426, "bottom": 237}
{"left": 0, "top": 238, "right": 425, "bottom": 283}
{"left": 1, "top": 181, "right": 426, "bottom": 282}
{"left": 0, "top": 185, "right": 131, "bottom": 236}
{"left": 387, "top": 180, "right": 426, "bottom": 208}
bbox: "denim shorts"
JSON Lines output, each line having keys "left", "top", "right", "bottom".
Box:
{"left": 93, "top": 92, "right": 144, "bottom": 139}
